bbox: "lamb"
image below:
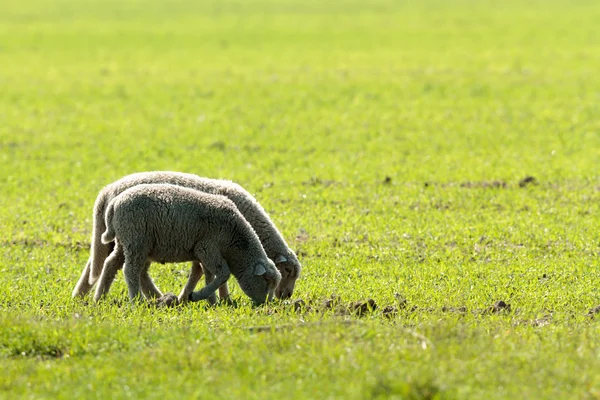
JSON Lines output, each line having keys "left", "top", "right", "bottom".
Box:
{"left": 72, "top": 171, "right": 301, "bottom": 301}
{"left": 95, "top": 183, "right": 282, "bottom": 305}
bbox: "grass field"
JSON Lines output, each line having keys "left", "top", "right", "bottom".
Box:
{"left": 1, "top": 0, "right": 600, "bottom": 398}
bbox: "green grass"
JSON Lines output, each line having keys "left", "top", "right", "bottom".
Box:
{"left": 1, "top": 0, "right": 599, "bottom": 398}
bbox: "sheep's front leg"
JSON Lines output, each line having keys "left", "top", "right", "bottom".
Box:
{"left": 177, "top": 261, "right": 212, "bottom": 304}
{"left": 140, "top": 263, "right": 163, "bottom": 299}
{"left": 72, "top": 258, "right": 93, "bottom": 298}
{"left": 189, "top": 258, "right": 230, "bottom": 303}
{"left": 202, "top": 267, "right": 222, "bottom": 305}
{"left": 204, "top": 271, "right": 231, "bottom": 302}
{"left": 93, "top": 242, "right": 125, "bottom": 302}
{"left": 196, "top": 264, "right": 230, "bottom": 302}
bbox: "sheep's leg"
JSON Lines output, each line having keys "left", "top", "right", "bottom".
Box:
{"left": 93, "top": 242, "right": 125, "bottom": 302}
{"left": 218, "top": 282, "right": 231, "bottom": 300}
{"left": 202, "top": 267, "right": 220, "bottom": 305}
{"left": 189, "top": 258, "right": 230, "bottom": 302}
{"left": 205, "top": 272, "right": 231, "bottom": 302}
{"left": 177, "top": 260, "right": 211, "bottom": 304}
{"left": 140, "top": 263, "right": 163, "bottom": 299}
{"left": 122, "top": 250, "right": 145, "bottom": 302}
{"left": 198, "top": 264, "right": 230, "bottom": 302}
{"left": 76, "top": 241, "right": 119, "bottom": 299}
{"left": 89, "top": 241, "right": 115, "bottom": 286}
{"left": 72, "top": 258, "right": 93, "bottom": 298}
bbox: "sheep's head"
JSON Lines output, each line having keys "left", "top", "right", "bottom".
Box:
{"left": 273, "top": 253, "right": 302, "bottom": 300}
{"left": 238, "top": 259, "right": 281, "bottom": 305}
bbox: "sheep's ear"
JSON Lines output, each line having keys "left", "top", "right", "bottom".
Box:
{"left": 254, "top": 263, "right": 266, "bottom": 276}
{"left": 275, "top": 255, "right": 287, "bottom": 264}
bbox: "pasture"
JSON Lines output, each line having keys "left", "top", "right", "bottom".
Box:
{"left": 1, "top": 0, "right": 599, "bottom": 398}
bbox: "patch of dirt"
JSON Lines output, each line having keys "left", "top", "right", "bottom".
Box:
{"left": 432, "top": 201, "right": 451, "bottom": 210}
{"left": 155, "top": 293, "right": 179, "bottom": 308}
{"left": 441, "top": 306, "right": 468, "bottom": 314}
{"left": 321, "top": 294, "right": 343, "bottom": 310}
{"left": 292, "top": 299, "right": 305, "bottom": 311}
{"left": 208, "top": 141, "right": 226, "bottom": 151}
{"left": 2, "top": 238, "right": 88, "bottom": 251}
{"left": 247, "top": 320, "right": 360, "bottom": 333}
{"left": 382, "top": 306, "right": 398, "bottom": 319}
{"left": 587, "top": 305, "right": 600, "bottom": 319}
{"left": 538, "top": 273, "right": 550, "bottom": 284}
{"left": 348, "top": 299, "right": 377, "bottom": 316}
{"left": 519, "top": 176, "right": 537, "bottom": 187}
{"left": 295, "top": 249, "right": 308, "bottom": 258}
{"left": 295, "top": 228, "right": 310, "bottom": 244}
{"left": 515, "top": 313, "right": 552, "bottom": 327}
{"left": 423, "top": 180, "right": 508, "bottom": 189}
{"left": 531, "top": 316, "right": 552, "bottom": 327}
{"left": 147, "top": 292, "right": 536, "bottom": 326}
{"left": 460, "top": 180, "right": 507, "bottom": 189}
{"left": 302, "top": 177, "right": 338, "bottom": 187}
{"left": 368, "top": 378, "right": 442, "bottom": 400}
{"left": 485, "top": 300, "right": 511, "bottom": 314}
{"left": 382, "top": 176, "right": 392, "bottom": 185}
{"left": 292, "top": 299, "right": 313, "bottom": 313}
{"left": 394, "top": 293, "right": 409, "bottom": 309}
{"left": 13, "top": 344, "right": 66, "bottom": 360}
{"left": 288, "top": 296, "right": 381, "bottom": 318}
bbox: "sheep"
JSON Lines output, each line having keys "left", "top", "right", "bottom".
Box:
{"left": 95, "top": 183, "right": 282, "bottom": 305}
{"left": 72, "top": 171, "right": 302, "bottom": 301}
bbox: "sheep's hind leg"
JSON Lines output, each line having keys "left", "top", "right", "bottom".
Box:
{"left": 72, "top": 258, "right": 93, "bottom": 298}
{"left": 122, "top": 251, "right": 146, "bottom": 302}
{"left": 177, "top": 260, "right": 211, "bottom": 304}
{"left": 218, "top": 281, "right": 231, "bottom": 301}
{"left": 93, "top": 242, "right": 125, "bottom": 302}
{"left": 74, "top": 241, "right": 118, "bottom": 298}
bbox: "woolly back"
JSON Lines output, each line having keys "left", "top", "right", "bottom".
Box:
{"left": 106, "top": 172, "right": 287, "bottom": 252}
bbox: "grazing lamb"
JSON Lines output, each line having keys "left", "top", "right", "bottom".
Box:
{"left": 95, "top": 183, "right": 281, "bottom": 305}
{"left": 72, "top": 171, "right": 301, "bottom": 301}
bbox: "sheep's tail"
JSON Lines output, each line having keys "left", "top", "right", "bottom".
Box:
{"left": 101, "top": 200, "right": 116, "bottom": 245}
{"left": 88, "top": 193, "right": 112, "bottom": 285}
